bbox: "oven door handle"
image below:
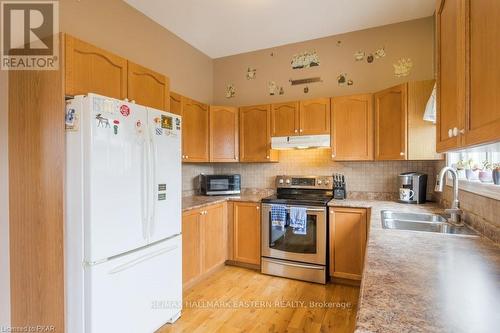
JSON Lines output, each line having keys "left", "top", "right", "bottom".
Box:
{"left": 264, "top": 258, "right": 325, "bottom": 270}
{"left": 262, "top": 204, "right": 326, "bottom": 213}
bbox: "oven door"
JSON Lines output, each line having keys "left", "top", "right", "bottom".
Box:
{"left": 261, "top": 204, "right": 326, "bottom": 265}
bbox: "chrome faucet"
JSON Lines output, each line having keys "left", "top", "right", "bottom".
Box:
{"left": 435, "top": 166, "right": 463, "bottom": 226}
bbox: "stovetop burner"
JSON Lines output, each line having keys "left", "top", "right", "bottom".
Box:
{"left": 262, "top": 175, "right": 335, "bottom": 206}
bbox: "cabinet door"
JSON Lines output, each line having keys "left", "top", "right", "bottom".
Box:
{"left": 329, "top": 208, "right": 367, "bottom": 280}
{"left": 299, "top": 98, "right": 331, "bottom": 135}
{"left": 127, "top": 61, "right": 170, "bottom": 111}
{"left": 65, "top": 34, "right": 127, "bottom": 99}
{"left": 271, "top": 101, "right": 299, "bottom": 136}
{"left": 169, "top": 92, "right": 182, "bottom": 116}
{"left": 233, "top": 202, "right": 261, "bottom": 265}
{"left": 201, "top": 204, "right": 226, "bottom": 272}
{"left": 239, "top": 105, "right": 277, "bottom": 162}
{"left": 182, "top": 209, "right": 202, "bottom": 285}
{"left": 436, "top": 0, "right": 465, "bottom": 151}
{"left": 209, "top": 106, "right": 239, "bottom": 162}
{"left": 182, "top": 98, "right": 209, "bottom": 162}
{"left": 374, "top": 84, "right": 408, "bottom": 160}
{"left": 465, "top": 0, "right": 500, "bottom": 146}
{"left": 331, "top": 94, "right": 373, "bottom": 161}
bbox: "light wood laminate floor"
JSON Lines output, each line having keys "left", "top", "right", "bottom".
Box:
{"left": 159, "top": 266, "right": 360, "bottom": 333}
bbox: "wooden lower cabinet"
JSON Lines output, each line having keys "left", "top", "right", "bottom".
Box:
{"left": 233, "top": 202, "right": 261, "bottom": 265}
{"left": 182, "top": 203, "right": 226, "bottom": 288}
{"left": 329, "top": 207, "right": 368, "bottom": 280}
{"left": 202, "top": 203, "right": 227, "bottom": 271}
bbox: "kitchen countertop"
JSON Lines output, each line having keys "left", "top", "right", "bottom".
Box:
{"left": 328, "top": 199, "right": 500, "bottom": 333}
{"left": 182, "top": 189, "right": 273, "bottom": 212}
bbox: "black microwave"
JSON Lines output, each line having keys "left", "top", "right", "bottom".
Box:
{"left": 200, "top": 174, "right": 241, "bottom": 196}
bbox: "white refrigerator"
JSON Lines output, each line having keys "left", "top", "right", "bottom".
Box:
{"left": 65, "top": 93, "right": 182, "bottom": 333}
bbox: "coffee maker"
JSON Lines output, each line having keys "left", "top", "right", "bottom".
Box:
{"left": 398, "top": 172, "right": 427, "bottom": 204}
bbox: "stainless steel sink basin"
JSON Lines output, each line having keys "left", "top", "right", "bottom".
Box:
{"left": 381, "top": 210, "right": 477, "bottom": 236}
{"left": 381, "top": 210, "right": 447, "bottom": 223}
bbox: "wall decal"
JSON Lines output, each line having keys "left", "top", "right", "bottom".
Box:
{"left": 393, "top": 58, "right": 413, "bottom": 77}
{"left": 354, "top": 51, "right": 365, "bottom": 61}
{"left": 279, "top": 87, "right": 284, "bottom": 95}
{"left": 246, "top": 67, "right": 257, "bottom": 80}
{"left": 366, "top": 54, "right": 374, "bottom": 63}
{"left": 374, "top": 47, "right": 386, "bottom": 59}
{"left": 337, "top": 73, "right": 354, "bottom": 87}
{"left": 225, "top": 83, "right": 236, "bottom": 98}
{"left": 304, "top": 86, "right": 309, "bottom": 93}
{"left": 336, "top": 40, "right": 342, "bottom": 47}
{"left": 291, "top": 50, "right": 320, "bottom": 69}
{"left": 268, "top": 81, "right": 283, "bottom": 96}
{"left": 289, "top": 77, "right": 322, "bottom": 86}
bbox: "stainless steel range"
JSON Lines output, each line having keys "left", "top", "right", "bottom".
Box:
{"left": 261, "top": 175, "right": 334, "bottom": 284}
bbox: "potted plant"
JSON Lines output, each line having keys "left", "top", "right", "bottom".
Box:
{"left": 454, "top": 160, "right": 467, "bottom": 179}
{"left": 493, "top": 163, "right": 500, "bottom": 185}
{"left": 464, "top": 159, "right": 480, "bottom": 181}
{"left": 479, "top": 160, "right": 493, "bottom": 183}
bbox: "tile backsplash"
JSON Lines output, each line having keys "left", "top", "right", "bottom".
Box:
{"left": 183, "top": 149, "right": 442, "bottom": 200}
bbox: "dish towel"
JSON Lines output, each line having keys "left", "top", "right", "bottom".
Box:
{"left": 270, "top": 204, "right": 287, "bottom": 230}
{"left": 423, "top": 82, "right": 436, "bottom": 123}
{"left": 289, "top": 207, "right": 307, "bottom": 235}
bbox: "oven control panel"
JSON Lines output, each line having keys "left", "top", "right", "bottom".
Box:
{"left": 276, "top": 175, "right": 334, "bottom": 190}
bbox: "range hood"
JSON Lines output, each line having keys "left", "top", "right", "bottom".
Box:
{"left": 271, "top": 135, "right": 331, "bottom": 150}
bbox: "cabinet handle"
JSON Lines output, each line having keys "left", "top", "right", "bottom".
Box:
{"left": 448, "top": 128, "right": 453, "bottom": 138}
{"left": 256, "top": 206, "right": 260, "bottom": 210}
{"left": 299, "top": 129, "right": 303, "bottom": 133}
{"left": 331, "top": 153, "right": 336, "bottom": 158}
{"left": 186, "top": 155, "right": 189, "bottom": 159}
{"left": 452, "top": 127, "right": 459, "bottom": 137}
{"left": 294, "top": 129, "right": 298, "bottom": 133}
{"left": 400, "top": 152, "right": 405, "bottom": 156}
{"left": 266, "top": 155, "right": 270, "bottom": 159}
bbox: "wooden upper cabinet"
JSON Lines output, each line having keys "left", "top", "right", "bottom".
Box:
{"left": 182, "top": 98, "right": 209, "bottom": 162}
{"left": 271, "top": 101, "right": 300, "bottom": 136}
{"left": 209, "top": 106, "right": 239, "bottom": 162}
{"left": 407, "top": 80, "right": 442, "bottom": 160}
{"left": 299, "top": 98, "right": 331, "bottom": 135}
{"left": 374, "top": 84, "right": 408, "bottom": 160}
{"left": 465, "top": 0, "right": 500, "bottom": 146}
{"left": 331, "top": 94, "right": 373, "bottom": 161}
{"left": 239, "top": 104, "right": 278, "bottom": 162}
{"left": 169, "top": 92, "right": 182, "bottom": 116}
{"left": 436, "top": 0, "right": 465, "bottom": 152}
{"left": 65, "top": 34, "right": 127, "bottom": 99}
{"left": 127, "top": 61, "right": 170, "bottom": 111}
{"left": 233, "top": 202, "right": 261, "bottom": 265}
{"left": 329, "top": 207, "right": 367, "bottom": 280}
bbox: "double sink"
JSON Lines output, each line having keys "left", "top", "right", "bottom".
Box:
{"left": 381, "top": 211, "right": 477, "bottom": 236}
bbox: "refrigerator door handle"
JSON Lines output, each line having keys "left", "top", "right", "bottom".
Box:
{"left": 149, "top": 137, "right": 158, "bottom": 237}
{"left": 141, "top": 138, "right": 149, "bottom": 240}
{"left": 108, "top": 244, "right": 179, "bottom": 275}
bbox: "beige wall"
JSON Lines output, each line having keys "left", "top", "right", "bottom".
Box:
{"left": 60, "top": 0, "right": 214, "bottom": 103}
{"left": 213, "top": 17, "right": 434, "bottom": 106}
{"left": 0, "top": 70, "right": 10, "bottom": 327}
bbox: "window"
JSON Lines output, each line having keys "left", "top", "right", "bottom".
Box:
{"left": 446, "top": 143, "right": 500, "bottom": 199}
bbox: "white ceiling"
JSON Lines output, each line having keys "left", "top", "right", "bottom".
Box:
{"left": 124, "top": 0, "right": 435, "bottom": 59}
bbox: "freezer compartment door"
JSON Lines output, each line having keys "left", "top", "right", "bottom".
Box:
{"left": 147, "top": 109, "right": 182, "bottom": 243}
{"left": 85, "top": 236, "right": 182, "bottom": 333}
{"left": 87, "top": 95, "right": 150, "bottom": 261}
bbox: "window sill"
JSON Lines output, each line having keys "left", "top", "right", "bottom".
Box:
{"left": 446, "top": 179, "right": 500, "bottom": 201}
